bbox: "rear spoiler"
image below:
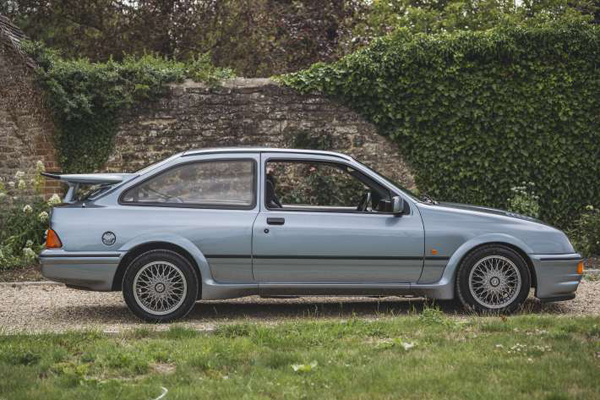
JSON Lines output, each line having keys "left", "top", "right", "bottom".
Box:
{"left": 41, "top": 172, "right": 136, "bottom": 203}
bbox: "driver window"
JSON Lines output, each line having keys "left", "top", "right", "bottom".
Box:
{"left": 265, "top": 161, "right": 391, "bottom": 212}
{"left": 122, "top": 160, "right": 255, "bottom": 207}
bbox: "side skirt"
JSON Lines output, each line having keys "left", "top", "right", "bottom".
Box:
{"left": 201, "top": 281, "right": 455, "bottom": 300}
{"left": 259, "top": 283, "right": 413, "bottom": 297}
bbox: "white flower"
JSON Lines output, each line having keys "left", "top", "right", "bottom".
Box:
{"left": 36, "top": 160, "right": 45, "bottom": 172}
{"left": 0, "top": 193, "right": 6, "bottom": 200}
{"left": 25, "top": 240, "right": 33, "bottom": 248}
{"left": 8, "top": 181, "right": 15, "bottom": 188}
{"left": 38, "top": 211, "right": 49, "bottom": 222}
{"left": 23, "top": 204, "right": 33, "bottom": 213}
{"left": 47, "top": 194, "right": 62, "bottom": 206}
{"left": 22, "top": 247, "right": 36, "bottom": 260}
{"left": 18, "top": 179, "right": 26, "bottom": 190}
{"left": 15, "top": 171, "right": 25, "bottom": 179}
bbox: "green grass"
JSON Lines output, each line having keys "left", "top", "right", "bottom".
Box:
{"left": 1, "top": 312, "right": 599, "bottom": 399}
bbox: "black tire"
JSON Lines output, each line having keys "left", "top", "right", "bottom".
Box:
{"left": 455, "top": 245, "right": 531, "bottom": 314}
{"left": 122, "top": 249, "right": 199, "bottom": 323}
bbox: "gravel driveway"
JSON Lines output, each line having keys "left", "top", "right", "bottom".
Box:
{"left": 1, "top": 280, "right": 599, "bottom": 334}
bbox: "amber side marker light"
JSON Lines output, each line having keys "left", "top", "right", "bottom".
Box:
{"left": 46, "top": 229, "right": 63, "bottom": 249}
{"left": 577, "top": 261, "right": 584, "bottom": 275}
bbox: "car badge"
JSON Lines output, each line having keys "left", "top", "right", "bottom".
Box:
{"left": 102, "top": 231, "right": 116, "bottom": 246}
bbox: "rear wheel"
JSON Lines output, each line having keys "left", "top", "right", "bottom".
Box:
{"left": 123, "top": 249, "right": 199, "bottom": 322}
{"left": 456, "top": 245, "right": 530, "bottom": 313}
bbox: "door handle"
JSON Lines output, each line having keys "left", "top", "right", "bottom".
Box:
{"left": 267, "top": 217, "right": 285, "bottom": 225}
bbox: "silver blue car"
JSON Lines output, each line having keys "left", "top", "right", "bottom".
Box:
{"left": 40, "top": 148, "right": 583, "bottom": 322}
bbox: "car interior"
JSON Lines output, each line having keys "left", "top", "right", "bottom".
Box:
{"left": 265, "top": 160, "right": 395, "bottom": 213}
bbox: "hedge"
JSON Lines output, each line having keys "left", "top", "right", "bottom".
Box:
{"left": 281, "top": 22, "right": 600, "bottom": 228}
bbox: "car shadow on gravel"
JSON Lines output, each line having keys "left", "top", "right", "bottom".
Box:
{"left": 47, "top": 296, "right": 568, "bottom": 325}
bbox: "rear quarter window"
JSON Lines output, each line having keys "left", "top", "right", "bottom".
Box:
{"left": 121, "top": 160, "right": 256, "bottom": 208}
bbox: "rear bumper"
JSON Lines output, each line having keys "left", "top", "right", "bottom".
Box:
{"left": 530, "top": 253, "right": 583, "bottom": 301}
{"left": 39, "top": 250, "right": 123, "bottom": 291}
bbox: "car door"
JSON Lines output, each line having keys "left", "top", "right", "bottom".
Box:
{"left": 252, "top": 153, "right": 424, "bottom": 283}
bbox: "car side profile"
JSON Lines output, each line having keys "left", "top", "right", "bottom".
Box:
{"left": 40, "top": 148, "right": 583, "bottom": 322}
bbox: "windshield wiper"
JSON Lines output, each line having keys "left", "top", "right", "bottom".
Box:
{"left": 421, "top": 194, "right": 438, "bottom": 204}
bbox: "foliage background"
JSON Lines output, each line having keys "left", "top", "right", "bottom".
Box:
{"left": 1, "top": 0, "right": 363, "bottom": 77}
{"left": 2, "top": 0, "right": 598, "bottom": 77}
{"left": 281, "top": 21, "right": 600, "bottom": 228}
{"left": 0, "top": 163, "right": 53, "bottom": 269}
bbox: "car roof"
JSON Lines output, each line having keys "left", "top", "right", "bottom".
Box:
{"left": 182, "top": 147, "right": 355, "bottom": 162}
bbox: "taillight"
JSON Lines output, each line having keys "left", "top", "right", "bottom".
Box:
{"left": 46, "top": 229, "right": 63, "bottom": 248}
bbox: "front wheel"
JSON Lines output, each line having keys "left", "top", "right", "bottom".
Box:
{"left": 456, "top": 245, "right": 531, "bottom": 313}
{"left": 123, "top": 249, "right": 199, "bottom": 322}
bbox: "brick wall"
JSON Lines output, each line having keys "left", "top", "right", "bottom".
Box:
{"left": 107, "top": 78, "right": 415, "bottom": 188}
{"left": 0, "top": 36, "right": 60, "bottom": 198}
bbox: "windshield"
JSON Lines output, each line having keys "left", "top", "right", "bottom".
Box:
{"left": 356, "top": 161, "right": 421, "bottom": 202}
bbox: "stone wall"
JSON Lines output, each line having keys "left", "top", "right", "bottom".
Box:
{"left": 107, "top": 78, "right": 414, "bottom": 188}
{"left": 0, "top": 16, "right": 60, "bottom": 198}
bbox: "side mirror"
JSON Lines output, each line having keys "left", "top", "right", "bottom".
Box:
{"left": 391, "top": 196, "right": 405, "bottom": 216}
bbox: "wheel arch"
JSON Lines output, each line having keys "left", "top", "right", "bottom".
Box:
{"left": 112, "top": 238, "right": 209, "bottom": 294}
{"left": 443, "top": 234, "right": 537, "bottom": 290}
{"left": 454, "top": 242, "right": 537, "bottom": 289}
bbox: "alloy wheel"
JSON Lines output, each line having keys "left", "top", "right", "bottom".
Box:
{"left": 468, "top": 255, "right": 522, "bottom": 309}
{"left": 133, "top": 261, "right": 188, "bottom": 315}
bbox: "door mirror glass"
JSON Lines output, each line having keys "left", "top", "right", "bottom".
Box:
{"left": 392, "top": 196, "right": 405, "bottom": 215}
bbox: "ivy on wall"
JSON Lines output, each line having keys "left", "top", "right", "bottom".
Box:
{"left": 281, "top": 22, "right": 600, "bottom": 228}
{"left": 23, "top": 42, "right": 234, "bottom": 173}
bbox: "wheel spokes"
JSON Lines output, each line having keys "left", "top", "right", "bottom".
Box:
{"left": 132, "top": 261, "right": 188, "bottom": 315}
{"left": 468, "top": 255, "right": 522, "bottom": 309}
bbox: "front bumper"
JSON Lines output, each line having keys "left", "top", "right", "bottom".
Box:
{"left": 39, "top": 250, "right": 123, "bottom": 291}
{"left": 530, "top": 253, "right": 583, "bottom": 301}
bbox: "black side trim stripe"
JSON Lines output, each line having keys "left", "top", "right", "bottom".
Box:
{"left": 539, "top": 257, "right": 582, "bottom": 261}
{"left": 206, "top": 255, "right": 252, "bottom": 259}
{"left": 254, "top": 255, "right": 423, "bottom": 260}
{"left": 41, "top": 253, "right": 450, "bottom": 261}
{"left": 206, "top": 255, "right": 450, "bottom": 261}
{"left": 40, "top": 253, "right": 121, "bottom": 258}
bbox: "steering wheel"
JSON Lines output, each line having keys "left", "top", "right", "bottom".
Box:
{"left": 141, "top": 187, "right": 185, "bottom": 204}
{"left": 357, "top": 191, "right": 372, "bottom": 212}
